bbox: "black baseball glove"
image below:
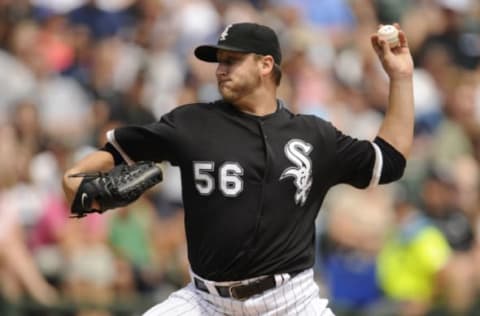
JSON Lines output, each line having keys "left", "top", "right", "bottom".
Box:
{"left": 69, "top": 161, "right": 163, "bottom": 218}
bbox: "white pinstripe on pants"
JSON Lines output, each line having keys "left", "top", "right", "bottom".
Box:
{"left": 142, "top": 269, "right": 335, "bottom": 315}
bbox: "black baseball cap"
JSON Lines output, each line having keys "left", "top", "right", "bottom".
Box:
{"left": 194, "top": 22, "right": 282, "bottom": 65}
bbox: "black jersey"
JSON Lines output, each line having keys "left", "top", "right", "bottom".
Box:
{"left": 105, "top": 100, "right": 380, "bottom": 281}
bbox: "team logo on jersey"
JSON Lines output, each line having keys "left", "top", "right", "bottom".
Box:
{"left": 280, "top": 139, "right": 313, "bottom": 206}
{"left": 220, "top": 24, "right": 233, "bottom": 41}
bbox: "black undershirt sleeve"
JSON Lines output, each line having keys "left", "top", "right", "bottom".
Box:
{"left": 374, "top": 136, "right": 407, "bottom": 184}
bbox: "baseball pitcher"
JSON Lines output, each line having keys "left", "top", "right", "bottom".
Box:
{"left": 63, "top": 22, "right": 414, "bottom": 315}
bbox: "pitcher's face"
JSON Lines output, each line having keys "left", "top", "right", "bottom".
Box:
{"left": 216, "top": 50, "right": 262, "bottom": 103}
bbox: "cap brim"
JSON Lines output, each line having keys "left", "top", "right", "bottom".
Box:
{"left": 194, "top": 44, "right": 250, "bottom": 62}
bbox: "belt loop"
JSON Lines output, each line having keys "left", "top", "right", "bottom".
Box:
{"left": 284, "top": 272, "right": 292, "bottom": 282}
{"left": 204, "top": 281, "right": 220, "bottom": 296}
{"left": 274, "top": 274, "right": 283, "bottom": 286}
{"left": 274, "top": 272, "right": 292, "bottom": 286}
{"left": 190, "top": 269, "right": 220, "bottom": 296}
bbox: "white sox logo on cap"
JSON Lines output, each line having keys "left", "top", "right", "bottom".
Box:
{"left": 220, "top": 24, "right": 233, "bottom": 41}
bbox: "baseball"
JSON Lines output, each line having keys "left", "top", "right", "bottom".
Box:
{"left": 377, "top": 24, "right": 399, "bottom": 48}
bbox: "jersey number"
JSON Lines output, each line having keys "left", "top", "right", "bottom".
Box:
{"left": 193, "top": 162, "right": 244, "bottom": 197}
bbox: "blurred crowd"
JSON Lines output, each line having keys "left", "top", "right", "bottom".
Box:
{"left": 0, "top": 0, "right": 480, "bottom": 315}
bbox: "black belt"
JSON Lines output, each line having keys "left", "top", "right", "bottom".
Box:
{"left": 194, "top": 271, "right": 301, "bottom": 300}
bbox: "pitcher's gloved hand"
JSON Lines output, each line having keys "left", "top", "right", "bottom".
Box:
{"left": 69, "top": 161, "right": 163, "bottom": 218}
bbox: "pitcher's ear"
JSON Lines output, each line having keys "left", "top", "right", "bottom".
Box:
{"left": 259, "top": 55, "right": 275, "bottom": 76}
